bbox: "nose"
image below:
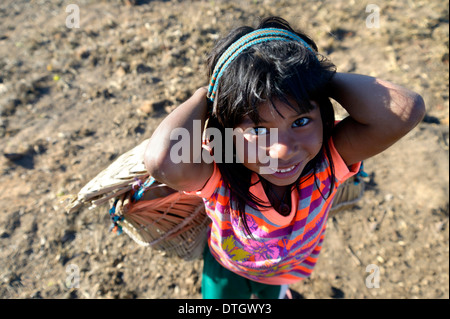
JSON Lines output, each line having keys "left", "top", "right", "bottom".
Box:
{"left": 268, "top": 134, "right": 297, "bottom": 161}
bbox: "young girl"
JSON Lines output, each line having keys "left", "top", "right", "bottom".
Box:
{"left": 144, "top": 16, "right": 425, "bottom": 299}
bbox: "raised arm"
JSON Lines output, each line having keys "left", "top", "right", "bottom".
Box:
{"left": 144, "top": 87, "right": 214, "bottom": 191}
{"left": 329, "top": 73, "right": 426, "bottom": 165}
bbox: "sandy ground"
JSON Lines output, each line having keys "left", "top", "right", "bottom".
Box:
{"left": 0, "top": 0, "right": 448, "bottom": 299}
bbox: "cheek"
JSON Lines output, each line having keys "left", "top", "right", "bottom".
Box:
{"left": 294, "top": 126, "right": 324, "bottom": 157}
{"left": 305, "top": 128, "right": 324, "bottom": 155}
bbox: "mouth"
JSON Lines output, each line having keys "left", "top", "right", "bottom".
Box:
{"left": 273, "top": 164, "right": 297, "bottom": 173}
{"left": 266, "top": 161, "right": 302, "bottom": 178}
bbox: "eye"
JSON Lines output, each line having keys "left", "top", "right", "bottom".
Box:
{"left": 245, "top": 127, "right": 268, "bottom": 136}
{"left": 293, "top": 117, "right": 310, "bottom": 128}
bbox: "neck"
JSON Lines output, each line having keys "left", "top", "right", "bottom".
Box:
{"left": 262, "top": 182, "right": 292, "bottom": 216}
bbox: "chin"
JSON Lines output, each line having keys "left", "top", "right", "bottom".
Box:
{"left": 263, "top": 176, "right": 299, "bottom": 187}
{"left": 258, "top": 171, "right": 302, "bottom": 186}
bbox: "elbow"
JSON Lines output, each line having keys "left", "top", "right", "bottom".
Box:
{"left": 396, "top": 92, "right": 426, "bottom": 135}
{"left": 144, "top": 137, "right": 186, "bottom": 188}
{"left": 407, "top": 93, "right": 426, "bottom": 129}
{"left": 144, "top": 138, "right": 171, "bottom": 183}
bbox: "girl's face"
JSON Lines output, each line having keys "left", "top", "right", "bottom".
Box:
{"left": 235, "top": 98, "right": 323, "bottom": 186}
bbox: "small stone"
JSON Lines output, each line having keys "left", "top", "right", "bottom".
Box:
{"left": 115, "top": 67, "right": 127, "bottom": 77}
{"left": 76, "top": 47, "right": 90, "bottom": 60}
{"left": 135, "top": 63, "right": 153, "bottom": 74}
{"left": 137, "top": 101, "right": 154, "bottom": 115}
{"left": 0, "top": 97, "right": 20, "bottom": 116}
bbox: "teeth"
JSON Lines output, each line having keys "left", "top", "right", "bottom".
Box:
{"left": 274, "top": 165, "right": 296, "bottom": 173}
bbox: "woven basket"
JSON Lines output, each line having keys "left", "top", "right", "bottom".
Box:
{"left": 65, "top": 138, "right": 211, "bottom": 260}
{"left": 111, "top": 183, "right": 210, "bottom": 261}
{"left": 328, "top": 175, "right": 365, "bottom": 218}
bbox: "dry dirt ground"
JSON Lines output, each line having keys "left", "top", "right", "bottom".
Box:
{"left": 0, "top": 0, "right": 448, "bottom": 299}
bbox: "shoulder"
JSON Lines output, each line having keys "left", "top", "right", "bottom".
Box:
{"left": 326, "top": 137, "right": 361, "bottom": 183}
{"left": 184, "top": 163, "right": 224, "bottom": 199}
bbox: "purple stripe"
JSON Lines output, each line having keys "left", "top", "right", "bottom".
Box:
{"left": 211, "top": 223, "right": 234, "bottom": 238}
{"left": 302, "top": 258, "right": 315, "bottom": 267}
{"left": 292, "top": 215, "right": 308, "bottom": 232}
{"left": 290, "top": 218, "right": 326, "bottom": 252}
{"left": 308, "top": 195, "right": 324, "bottom": 214}
{"left": 291, "top": 268, "right": 313, "bottom": 277}
{"left": 267, "top": 224, "right": 293, "bottom": 238}
{"left": 298, "top": 184, "right": 314, "bottom": 204}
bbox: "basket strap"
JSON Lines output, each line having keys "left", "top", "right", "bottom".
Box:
{"left": 132, "top": 176, "right": 156, "bottom": 201}
{"left": 109, "top": 200, "right": 124, "bottom": 235}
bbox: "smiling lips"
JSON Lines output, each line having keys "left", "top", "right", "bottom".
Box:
{"left": 274, "top": 164, "right": 297, "bottom": 173}
{"left": 268, "top": 162, "right": 302, "bottom": 178}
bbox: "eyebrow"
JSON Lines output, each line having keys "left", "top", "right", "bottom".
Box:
{"left": 242, "top": 110, "right": 312, "bottom": 125}
{"left": 240, "top": 117, "right": 256, "bottom": 125}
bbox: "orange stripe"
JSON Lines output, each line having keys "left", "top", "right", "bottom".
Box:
{"left": 299, "top": 175, "right": 315, "bottom": 187}
{"left": 305, "top": 255, "right": 318, "bottom": 264}
{"left": 294, "top": 264, "right": 313, "bottom": 275}
{"left": 294, "top": 206, "right": 310, "bottom": 222}
{"left": 310, "top": 189, "right": 323, "bottom": 202}
{"left": 217, "top": 193, "right": 229, "bottom": 206}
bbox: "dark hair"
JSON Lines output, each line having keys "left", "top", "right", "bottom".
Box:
{"left": 205, "top": 16, "right": 336, "bottom": 236}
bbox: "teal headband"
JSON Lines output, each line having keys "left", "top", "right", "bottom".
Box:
{"left": 207, "top": 28, "right": 316, "bottom": 102}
